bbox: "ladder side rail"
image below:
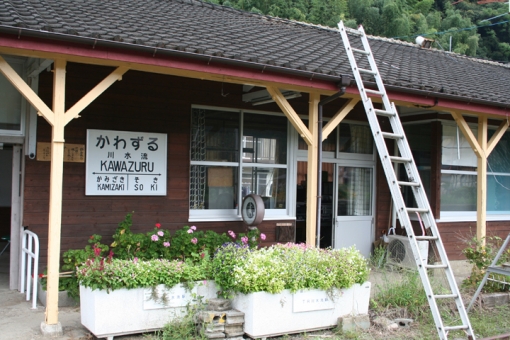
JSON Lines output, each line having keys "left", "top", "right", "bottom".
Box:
{"left": 338, "top": 24, "right": 370, "bottom": 105}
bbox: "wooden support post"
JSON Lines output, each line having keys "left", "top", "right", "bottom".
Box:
{"left": 45, "top": 59, "right": 66, "bottom": 325}
{"left": 477, "top": 116, "right": 488, "bottom": 244}
{"left": 306, "top": 93, "right": 320, "bottom": 247}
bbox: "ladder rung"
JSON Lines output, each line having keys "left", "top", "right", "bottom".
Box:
{"left": 365, "top": 89, "right": 384, "bottom": 96}
{"left": 443, "top": 325, "right": 469, "bottom": 331}
{"left": 382, "top": 132, "right": 403, "bottom": 140}
{"left": 425, "top": 264, "right": 448, "bottom": 269}
{"left": 434, "top": 294, "right": 458, "bottom": 299}
{"left": 358, "top": 68, "right": 377, "bottom": 75}
{"left": 351, "top": 47, "right": 369, "bottom": 55}
{"left": 415, "top": 235, "right": 438, "bottom": 241}
{"left": 397, "top": 181, "right": 420, "bottom": 187}
{"left": 343, "top": 26, "right": 364, "bottom": 36}
{"left": 389, "top": 156, "right": 411, "bottom": 163}
{"left": 406, "top": 207, "right": 428, "bottom": 213}
{"left": 374, "top": 109, "right": 395, "bottom": 117}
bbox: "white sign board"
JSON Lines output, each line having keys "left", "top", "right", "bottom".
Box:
{"left": 86, "top": 129, "right": 167, "bottom": 196}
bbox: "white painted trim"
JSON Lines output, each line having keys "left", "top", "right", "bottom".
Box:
{"left": 10, "top": 145, "right": 22, "bottom": 290}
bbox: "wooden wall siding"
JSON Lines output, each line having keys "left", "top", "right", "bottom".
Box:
{"left": 24, "top": 63, "right": 296, "bottom": 269}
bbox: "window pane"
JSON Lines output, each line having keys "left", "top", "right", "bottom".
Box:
{"left": 191, "top": 108, "right": 239, "bottom": 162}
{"left": 243, "top": 113, "right": 287, "bottom": 164}
{"left": 442, "top": 124, "right": 477, "bottom": 168}
{"left": 488, "top": 130, "right": 510, "bottom": 173}
{"left": 440, "top": 173, "right": 476, "bottom": 211}
{"left": 488, "top": 174, "right": 510, "bottom": 213}
{"left": 190, "top": 165, "right": 238, "bottom": 209}
{"left": 242, "top": 167, "right": 286, "bottom": 209}
{"left": 0, "top": 63, "right": 22, "bottom": 131}
{"left": 337, "top": 167, "right": 372, "bottom": 216}
{"left": 338, "top": 123, "right": 373, "bottom": 154}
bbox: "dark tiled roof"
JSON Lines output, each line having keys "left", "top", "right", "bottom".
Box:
{"left": 0, "top": 0, "right": 509, "bottom": 106}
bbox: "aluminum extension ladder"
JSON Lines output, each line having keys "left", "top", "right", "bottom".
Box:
{"left": 338, "top": 21, "right": 475, "bottom": 340}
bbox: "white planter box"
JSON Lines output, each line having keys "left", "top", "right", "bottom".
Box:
{"left": 231, "top": 281, "right": 371, "bottom": 339}
{"left": 80, "top": 281, "right": 217, "bottom": 340}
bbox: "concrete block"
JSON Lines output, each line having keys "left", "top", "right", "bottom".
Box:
{"left": 482, "top": 292, "right": 510, "bottom": 308}
{"left": 203, "top": 322, "right": 225, "bottom": 333}
{"left": 207, "top": 298, "right": 232, "bottom": 311}
{"left": 225, "top": 310, "right": 245, "bottom": 324}
{"left": 40, "top": 321, "right": 63, "bottom": 337}
{"left": 338, "top": 315, "right": 370, "bottom": 333}
{"left": 197, "top": 311, "right": 226, "bottom": 324}
{"left": 224, "top": 323, "right": 244, "bottom": 336}
{"left": 204, "top": 331, "right": 226, "bottom": 339}
{"left": 394, "top": 318, "right": 413, "bottom": 327}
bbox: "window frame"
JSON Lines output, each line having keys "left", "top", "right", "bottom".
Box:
{"left": 189, "top": 105, "right": 293, "bottom": 222}
{"left": 439, "top": 121, "right": 510, "bottom": 222}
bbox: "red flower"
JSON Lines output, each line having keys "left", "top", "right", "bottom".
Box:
{"left": 89, "top": 235, "right": 94, "bottom": 240}
{"left": 93, "top": 245, "right": 101, "bottom": 257}
{"left": 155, "top": 223, "right": 161, "bottom": 229}
{"left": 200, "top": 252, "right": 205, "bottom": 259}
{"left": 38, "top": 273, "right": 44, "bottom": 278}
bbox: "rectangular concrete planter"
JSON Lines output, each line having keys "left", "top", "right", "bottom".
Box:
{"left": 80, "top": 281, "right": 217, "bottom": 340}
{"left": 231, "top": 281, "right": 371, "bottom": 339}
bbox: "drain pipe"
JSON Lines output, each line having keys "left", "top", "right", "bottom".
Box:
{"left": 316, "top": 75, "right": 351, "bottom": 248}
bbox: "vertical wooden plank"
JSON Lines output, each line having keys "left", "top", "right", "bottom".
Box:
{"left": 45, "top": 59, "right": 66, "bottom": 325}
{"left": 477, "top": 115, "right": 488, "bottom": 244}
{"left": 306, "top": 93, "right": 320, "bottom": 247}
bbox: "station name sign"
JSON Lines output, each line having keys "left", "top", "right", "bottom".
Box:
{"left": 85, "top": 129, "right": 167, "bottom": 196}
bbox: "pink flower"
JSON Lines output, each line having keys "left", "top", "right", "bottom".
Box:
{"left": 133, "top": 257, "right": 139, "bottom": 263}
{"left": 163, "top": 242, "right": 170, "bottom": 247}
{"left": 191, "top": 237, "right": 198, "bottom": 244}
{"left": 151, "top": 234, "right": 159, "bottom": 241}
{"left": 241, "top": 236, "right": 248, "bottom": 244}
{"left": 157, "top": 231, "right": 164, "bottom": 237}
{"left": 228, "top": 230, "right": 236, "bottom": 239}
{"left": 187, "top": 229, "right": 193, "bottom": 234}
{"left": 190, "top": 226, "right": 197, "bottom": 231}
{"left": 93, "top": 246, "right": 101, "bottom": 257}
{"left": 200, "top": 252, "right": 205, "bottom": 258}
{"left": 108, "top": 250, "right": 114, "bottom": 259}
{"left": 260, "top": 233, "right": 266, "bottom": 241}
{"left": 155, "top": 223, "right": 161, "bottom": 229}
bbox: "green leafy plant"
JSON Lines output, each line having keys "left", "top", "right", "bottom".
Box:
{"left": 76, "top": 256, "right": 210, "bottom": 292}
{"left": 211, "top": 243, "right": 369, "bottom": 298}
{"left": 462, "top": 235, "right": 510, "bottom": 292}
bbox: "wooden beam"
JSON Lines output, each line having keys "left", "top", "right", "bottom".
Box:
{"left": 477, "top": 116, "right": 488, "bottom": 243}
{"left": 64, "top": 66, "right": 129, "bottom": 125}
{"left": 266, "top": 86, "right": 313, "bottom": 145}
{"left": 306, "top": 93, "right": 320, "bottom": 248}
{"left": 450, "top": 111, "right": 485, "bottom": 158}
{"left": 45, "top": 58, "right": 66, "bottom": 326}
{"left": 322, "top": 98, "right": 359, "bottom": 140}
{"left": 487, "top": 119, "right": 509, "bottom": 156}
{"left": 0, "top": 55, "right": 54, "bottom": 125}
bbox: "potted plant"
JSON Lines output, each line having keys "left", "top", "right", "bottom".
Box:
{"left": 210, "top": 243, "right": 371, "bottom": 339}
{"left": 77, "top": 255, "right": 216, "bottom": 339}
